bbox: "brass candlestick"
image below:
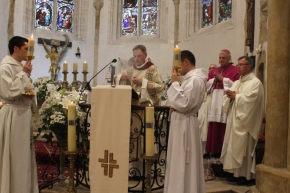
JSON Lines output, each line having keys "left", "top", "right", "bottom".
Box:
{"left": 82, "top": 71, "right": 88, "bottom": 91}
{"left": 62, "top": 71, "right": 69, "bottom": 89}
{"left": 72, "top": 72, "right": 78, "bottom": 90}
{"left": 27, "top": 55, "right": 35, "bottom": 60}
{"left": 141, "top": 153, "right": 158, "bottom": 193}
{"left": 65, "top": 151, "right": 78, "bottom": 193}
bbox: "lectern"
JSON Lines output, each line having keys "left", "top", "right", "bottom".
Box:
{"left": 89, "top": 85, "right": 131, "bottom": 193}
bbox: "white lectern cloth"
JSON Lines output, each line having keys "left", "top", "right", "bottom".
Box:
{"left": 89, "top": 85, "right": 131, "bottom": 193}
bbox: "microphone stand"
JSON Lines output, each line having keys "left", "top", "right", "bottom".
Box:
{"left": 78, "top": 59, "right": 117, "bottom": 104}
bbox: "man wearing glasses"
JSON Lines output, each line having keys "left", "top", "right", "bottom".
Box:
{"left": 205, "top": 49, "right": 240, "bottom": 159}
{"left": 220, "top": 56, "right": 264, "bottom": 185}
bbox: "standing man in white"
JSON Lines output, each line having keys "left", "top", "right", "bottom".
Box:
{"left": 0, "top": 36, "right": 39, "bottom": 193}
{"left": 221, "top": 56, "right": 264, "bottom": 185}
{"left": 164, "top": 50, "right": 206, "bottom": 193}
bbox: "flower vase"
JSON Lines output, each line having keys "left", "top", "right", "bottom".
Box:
{"left": 55, "top": 133, "right": 67, "bottom": 185}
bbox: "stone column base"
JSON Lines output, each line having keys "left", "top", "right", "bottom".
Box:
{"left": 249, "top": 185, "right": 260, "bottom": 193}
{"left": 255, "top": 164, "right": 290, "bottom": 193}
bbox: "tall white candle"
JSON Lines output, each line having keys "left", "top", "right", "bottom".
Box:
{"left": 63, "top": 61, "right": 68, "bottom": 72}
{"left": 73, "top": 63, "right": 78, "bottom": 72}
{"left": 83, "top": 61, "right": 88, "bottom": 72}
{"left": 27, "top": 34, "right": 35, "bottom": 57}
{"left": 173, "top": 45, "right": 181, "bottom": 71}
{"left": 146, "top": 106, "right": 154, "bottom": 156}
{"left": 68, "top": 104, "right": 76, "bottom": 152}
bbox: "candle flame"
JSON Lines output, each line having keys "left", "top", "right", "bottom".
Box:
{"left": 84, "top": 61, "right": 86, "bottom": 63}
{"left": 176, "top": 45, "right": 179, "bottom": 48}
{"left": 31, "top": 34, "right": 34, "bottom": 39}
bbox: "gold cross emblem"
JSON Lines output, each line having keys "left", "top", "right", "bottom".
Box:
{"left": 98, "top": 150, "right": 120, "bottom": 178}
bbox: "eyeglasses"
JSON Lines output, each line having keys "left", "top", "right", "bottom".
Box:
{"left": 236, "top": 63, "right": 250, "bottom": 67}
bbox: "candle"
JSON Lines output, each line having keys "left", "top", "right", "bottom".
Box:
{"left": 63, "top": 61, "right": 68, "bottom": 72}
{"left": 83, "top": 61, "right": 88, "bottom": 72}
{"left": 68, "top": 104, "right": 76, "bottom": 152}
{"left": 145, "top": 106, "right": 154, "bottom": 156}
{"left": 27, "top": 34, "right": 35, "bottom": 57}
{"left": 173, "top": 45, "right": 181, "bottom": 71}
{"left": 73, "top": 63, "right": 78, "bottom": 72}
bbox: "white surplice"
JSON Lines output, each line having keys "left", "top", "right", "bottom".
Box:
{"left": 0, "top": 55, "right": 39, "bottom": 193}
{"left": 220, "top": 72, "right": 264, "bottom": 180}
{"left": 164, "top": 68, "right": 207, "bottom": 193}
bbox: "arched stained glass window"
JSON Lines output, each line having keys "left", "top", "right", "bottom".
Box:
{"left": 34, "top": 0, "right": 74, "bottom": 33}
{"left": 56, "top": 0, "right": 74, "bottom": 33}
{"left": 218, "top": 0, "right": 232, "bottom": 22}
{"left": 35, "top": 0, "right": 53, "bottom": 30}
{"left": 202, "top": 0, "right": 213, "bottom": 28}
{"left": 122, "top": 0, "right": 158, "bottom": 36}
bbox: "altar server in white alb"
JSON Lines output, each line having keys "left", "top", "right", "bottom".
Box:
{"left": 220, "top": 56, "right": 264, "bottom": 185}
{"left": 0, "top": 36, "right": 39, "bottom": 193}
{"left": 164, "top": 50, "right": 206, "bottom": 193}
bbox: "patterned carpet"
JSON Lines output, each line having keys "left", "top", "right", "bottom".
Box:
{"left": 203, "top": 157, "right": 228, "bottom": 181}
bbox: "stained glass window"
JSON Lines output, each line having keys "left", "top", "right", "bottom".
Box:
{"left": 56, "top": 0, "right": 74, "bottom": 33}
{"left": 141, "top": 0, "right": 158, "bottom": 35}
{"left": 122, "top": 0, "right": 138, "bottom": 36}
{"left": 122, "top": 0, "right": 158, "bottom": 36}
{"left": 202, "top": 0, "right": 213, "bottom": 28}
{"left": 35, "top": 0, "right": 54, "bottom": 30}
{"left": 218, "top": 0, "right": 232, "bottom": 22}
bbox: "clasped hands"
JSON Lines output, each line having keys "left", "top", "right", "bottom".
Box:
{"left": 121, "top": 74, "right": 142, "bottom": 86}
{"left": 225, "top": 90, "right": 236, "bottom": 99}
{"left": 214, "top": 71, "right": 223, "bottom": 82}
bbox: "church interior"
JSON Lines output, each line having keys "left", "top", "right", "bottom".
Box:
{"left": 0, "top": 0, "right": 290, "bottom": 193}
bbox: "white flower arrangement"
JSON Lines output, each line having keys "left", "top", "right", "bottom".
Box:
{"left": 33, "top": 76, "right": 59, "bottom": 100}
{"left": 162, "top": 74, "right": 184, "bottom": 101}
{"left": 36, "top": 89, "right": 85, "bottom": 142}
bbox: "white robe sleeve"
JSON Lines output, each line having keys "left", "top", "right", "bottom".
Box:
{"left": 167, "top": 79, "right": 203, "bottom": 113}
{"left": 223, "top": 78, "right": 234, "bottom": 91}
{"left": 0, "top": 66, "right": 34, "bottom": 100}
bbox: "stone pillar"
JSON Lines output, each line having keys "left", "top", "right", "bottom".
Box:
{"left": 173, "top": 0, "right": 180, "bottom": 45}
{"left": 8, "top": 0, "right": 14, "bottom": 40}
{"left": 93, "top": 0, "right": 104, "bottom": 86}
{"left": 252, "top": 0, "right": 290, "bottom": 192}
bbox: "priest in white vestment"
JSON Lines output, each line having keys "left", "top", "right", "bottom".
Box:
{"left": 164, "top": 50, "right": 206, "bottom": 193}
{"left": 115, "top": 45, "right": 163, "bottom": 177}
{"left": 116, "top": 45, "right": 163, "bottom": 105}
{"left": 220, "top": 56, "right": 264, "bottom": 185}
{"left": 0, "top": 36, "right": 39, "bottom": 193}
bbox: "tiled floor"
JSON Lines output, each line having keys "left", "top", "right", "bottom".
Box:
{"left": 41, "top": 178, "right": 251, "bottom": 193}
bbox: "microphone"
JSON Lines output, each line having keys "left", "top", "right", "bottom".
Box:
{"left": 78, "top": 59, "right": 117, "bottom": 104}
{"left": 83, "top": 59, "right": 117, "bottom": 92}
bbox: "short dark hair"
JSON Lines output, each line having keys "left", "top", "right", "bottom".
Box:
{"left": 8, "top": 36, "right": 28, "bottom": 55}
{"left": 238, "top": 56, "right": 254, "bottom": 70}
{"left": 132, "top": 45, "right": 147, "bottom": 54}
{"left": 181, "top": 50, "right": 196, "bottom": 66}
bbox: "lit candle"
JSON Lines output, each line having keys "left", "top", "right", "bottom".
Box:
{"left": 83, "top": 61, "right": 88, "bottom": 72}
{"left": 63, "top": 61, "right": 68, "bottom": 72}
{"left": 68, "top": 104, "right": 76, "bottom": 152}
{"left": 173, "top": 45, "right": 181, "bottom": 71}
{"left": 145, "top": 106, "right": 154, "bottom": 156}
{"left": 73, "top": 63, "right": 78, "bottom": 72}
{"left": 27, "top": 34, "right": 35, "bottom": 57}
